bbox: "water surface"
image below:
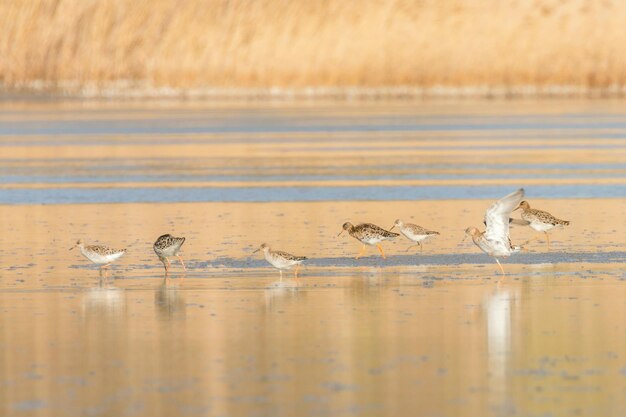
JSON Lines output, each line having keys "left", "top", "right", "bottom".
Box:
{"left": 2, "top": 100, "right": 626, "bottom": 204}
{"left": 1, "top": 100, "right": 626, "bottom": 417}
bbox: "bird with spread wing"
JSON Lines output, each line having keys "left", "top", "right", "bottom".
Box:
{"left": 465, "top": 188, "right": 525, "bottom": 275}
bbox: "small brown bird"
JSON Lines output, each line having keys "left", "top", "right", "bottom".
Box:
{"left": 338, "top": 222, "right": 399, "bottom": 259}
{"left": 153, "top": 234, "right": 186, "bottom": 274}
{"left": 389, "top": 219, "right": 439, "bottom": 253}
{"left": 70, "top": 239, "right": 126, "bottom": 277}
{"left": 253, "top": 243, "right": 307, "bottom": 278}
{"left": 514, "top": 201, "right": 570, "bottom": 250}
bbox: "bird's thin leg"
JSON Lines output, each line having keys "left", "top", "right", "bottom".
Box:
{"left": 294, "top": 264, "right": 300, "bottom": 278}
{"left": 176, "top": 258, "right": 184, "bottom": 280}
{"left": 405, "top": 244, "right": 419, "bottom": 253}
{"left": 101, "top": 264, "right": 111, "bottom": 279}
{"left": 419, "top": 242, "right": 423, "bottom": 253}
{"left": 376, "top": 244, "right": 386, "bottom": 259}
{"left": 544, "top": 232, "right": 551, "bottom": 250}
{"left": 279, "top": 270, "right": 283, "bottom": 280}
{"left": 355, "top": 245, "right": 366, "bottom": 259}
{"left": 520, "top": 235, "right": 539, "bottom": 251}
{"left": 177, "top": 255, "right": 187, "bottom": 271}
{"left": 495, "top": 259, "right": 505, "bottom": 275}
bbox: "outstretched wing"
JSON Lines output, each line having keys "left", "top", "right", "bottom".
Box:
{"left": 484, "top": 188, "right": 524, "bottom": 244}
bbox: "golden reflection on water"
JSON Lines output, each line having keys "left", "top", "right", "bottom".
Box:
{"left": 3, "top": 276, "right": 626, "bottom": 416}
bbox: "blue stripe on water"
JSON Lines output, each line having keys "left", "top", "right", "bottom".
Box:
{"left": 2, "top": 184, "right": 625, "bottom": 204}
{"left": 6, "top": 118, "right": 626, "bottom": 135}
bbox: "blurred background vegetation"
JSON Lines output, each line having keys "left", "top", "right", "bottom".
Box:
{"left": 2, "top": 0, "right": 625, "bottom": 97}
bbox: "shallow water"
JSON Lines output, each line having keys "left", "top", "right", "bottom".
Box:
{"left": 2, "top": 100, "right": 626, "bottom": 204}
{"left": 1, "top": 100, "right": 626, "bottom": 417}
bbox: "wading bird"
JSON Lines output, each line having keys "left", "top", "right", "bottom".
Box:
{"left": 70, "top": 239, "right": 126, "bottom": 276}
{"left": 390, "top": 219, "right": 439, "bottom": 253}
{"left": 464, "top": 189, "right": 525, "bottom": 275}
{"left": 253, "top": 243, "right": 306, "bottom": 278}
{"left": 153, "top": 234, "right": 186, "bottom": 274}
{"left": 514, "top": 201, "right": 570, "bottom": 250}
{"left": 339, "top": 222, "right": 399, "bottom": 259}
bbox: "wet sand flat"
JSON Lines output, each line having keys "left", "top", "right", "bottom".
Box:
{"left": 0, "top": 199, "right": 624, "bottom": 285}
{"left": 1, "top": 200, "right": 626, "bottom": 417}
{"left": 1, "top": 100, "right": 626, "bottom": 416}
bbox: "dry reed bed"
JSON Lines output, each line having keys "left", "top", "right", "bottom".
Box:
{"left": 2, "top": 0, "right": 626, "bottom": 97}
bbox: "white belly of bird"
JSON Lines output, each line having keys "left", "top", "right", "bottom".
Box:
{"left": 476, "top": 238, "right": 511, "bottom": 258}
{"left": 529, "top": 221, "right": 555, "bottom": 232}
{"left": 362, "top": 236, "right": 385, "bottom": 245}
{"left": 81, "top": 249, "right": 124, "bottom": 265}
{"left": 402, "top": 230, "right": 429, "bottom": 242}
{"left": 266, "top": 254, "right": 301, "bottom": 270}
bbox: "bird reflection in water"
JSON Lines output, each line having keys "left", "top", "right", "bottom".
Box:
{"left": 81, "top": 276, "right": 125, "bottom": 318}
{"left": 155, "top": 276, "right": 186, "bottom": 320}
{"left": 484, "top": 285, "right": 517, "bottom": 406}
{"left": 264, "top": 278, "right": 300, "bottom": 312}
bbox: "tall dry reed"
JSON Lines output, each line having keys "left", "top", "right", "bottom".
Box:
{"left": 2, "top": 0, "right": 626, "bottom": 95}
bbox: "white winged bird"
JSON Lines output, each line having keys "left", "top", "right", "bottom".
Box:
{"left": 465, "top": 188, "right": 525, "bottom": 275}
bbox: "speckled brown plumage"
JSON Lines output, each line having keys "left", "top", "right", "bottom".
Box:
{"left": 270, "top": 250, "right": 307, "bottom": 262}
{"left": 390, "top": 219, "right": 439, "bottom": 252}
{"left": 518, "top": 201, "right": 570, "bottom": 227}
{"left": 153, "top": 234, "right": 187, "bottom": 273}
{"left": 342, "top": 222, "right": 399, "bottom": 243}
{"left": 153, "top": 234, "right": 186, "bottom": 257}
{"left": 83, "top": 245, "right": 126, "bottom": 256}
{"left": 254, "top": 243, "right": 307, "bottom": 277}
{"left": 70, "top": 239, "right": 126, "bottom": 268}
{"left": 392, "top": 220, "right": 439, "bottom": 237}
{"left": 515, "top": 200, "right": 569, "bottom": 250}
{"left": 340, "top": 222, "right": 399, "bottom": 259}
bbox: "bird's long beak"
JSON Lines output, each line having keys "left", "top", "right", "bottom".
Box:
{"left": 513, "top": 205, "right": 521, "bottom": 212}
{"left": 337, "top": 230, "right": 344, "bottom": 237}
{"left": 252, "top": 248, "right": 260, "bottom": 254}
{"left": 461, "top": 234, "right": 468, "bottom": 244}
{"left": 69, "top": 244, "right": 76, "bottom": 250}
{"left": 389, "top": 225, "right": 396, "bottom": 232}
